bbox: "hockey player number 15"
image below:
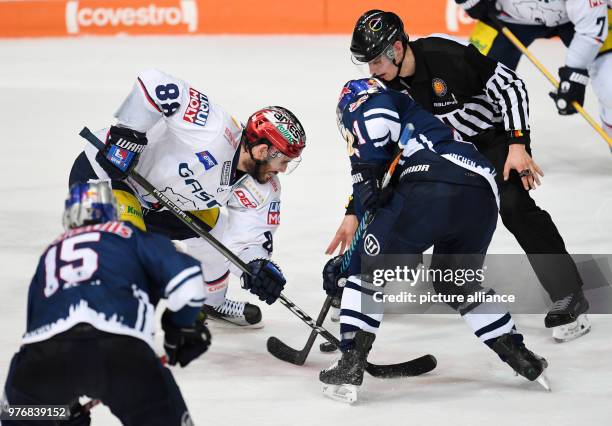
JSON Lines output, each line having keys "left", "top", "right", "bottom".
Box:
{"left": 44, "top": 233, "right": 101, "bottom": 297}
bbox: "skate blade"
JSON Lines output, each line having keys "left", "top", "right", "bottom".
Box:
{"left": 552, "top": 314, "right": 590, "bottom": 343}
{"left": 321, "top": 383, "right": 358, "bottom": 404}
{"left": 206, "top": 316, "right": 264, "bottom": 329}
{"left": 535, "top": 369, "right": 552, "bottom": 392}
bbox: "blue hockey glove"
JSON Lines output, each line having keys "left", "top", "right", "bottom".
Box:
{"left": 241, "top": 259, "right": 286, "bottom": 305}
{"left": 95, "top": 125, "right": 147, "bottom": 180}
{"left": 161, "top": 309, "right": 211, "bottom": 368}
{"left": 322, "top": 255, "right": 347, "bottom": 298}
{"left": 549, "top": 66, "right": 588, "bottom": 115}
{"left": 351, "top": 163, "right": 393, "bottom": 212}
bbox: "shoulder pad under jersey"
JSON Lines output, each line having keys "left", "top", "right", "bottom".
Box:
{"left": 229, "top": 175, "right": 281, "bottom": 210}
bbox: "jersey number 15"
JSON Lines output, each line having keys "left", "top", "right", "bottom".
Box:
{"left": 44, "top": 233, "right": 101, "bottom": 297}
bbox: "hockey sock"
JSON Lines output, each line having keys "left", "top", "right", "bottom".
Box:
{"left": 461, "top": 295, "right": 516, "bottom": 349}
{"left": 339, "top": 276, "right": 383, "bottom": 352}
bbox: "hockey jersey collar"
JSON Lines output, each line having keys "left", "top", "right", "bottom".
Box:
{"left": 229, "top": 144, "right": 242, "bottom": 186}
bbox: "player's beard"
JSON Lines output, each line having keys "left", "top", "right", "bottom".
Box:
{"left": 245, "top": 159, "right": 272, "bottom": 184}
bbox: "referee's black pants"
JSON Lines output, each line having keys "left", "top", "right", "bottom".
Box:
{"left": 474, "top": 128, "right": 584, "bottom": 303}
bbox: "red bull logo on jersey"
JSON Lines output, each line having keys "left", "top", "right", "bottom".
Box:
{"left": 349, "top": 95, "right": 369, "bottom": 112}
{"left": 267, "top": 201, "right": 280, "bottom": 225}
{"left": 183, "top": 87, "right": 210, "bottom": 127}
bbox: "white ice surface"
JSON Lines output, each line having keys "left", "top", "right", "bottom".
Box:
{"left": 0, "top": 35, "right": 611, "bottom": 425}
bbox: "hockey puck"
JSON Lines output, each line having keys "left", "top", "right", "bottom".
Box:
{"left": 319, "top": 341, "right": 337, "bottom": 353}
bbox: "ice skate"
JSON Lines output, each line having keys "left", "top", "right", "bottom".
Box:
{"left": 545, "top": 291, "right": 591, "bottom": 342}
{"left": 492, "top": 332, "right": 551, "bottom": 391}
{"left": 320, "top": 330, "right": 375, "bottom": 404}
{"left": 200, "top": 299, "right": 263, "bottom": 328}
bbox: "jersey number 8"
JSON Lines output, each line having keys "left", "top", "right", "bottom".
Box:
{"left": 155, "top": 83, "right": 180, "bottom": 117}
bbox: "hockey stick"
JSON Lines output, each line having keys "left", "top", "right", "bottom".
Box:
{"left": 267, "top": 129, "right": 410, "bottom": 364}
{"left": 487, "top": 13, "right": 612, "bottom": 148}
{"left": 267, "top": 124, "right": 437, "bottom": 376}
{"left": 79, "top": 126, "right": 434, "bottom": 379}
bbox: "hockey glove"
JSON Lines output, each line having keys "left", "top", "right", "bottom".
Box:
{"left": 549, "top": 66, "right": 588, "bottom": 115}
{"left": 59, "top": 401, "right": 91, "bottom": 426}
{"left": 241, "top": 259, "right": 286, "bottom": 305}
{"left": 322, "top": 255, "right": 347, "bottom": 298}
{"left": 161, "top": 309, "right": 212, "bottom": 368}
{"left": 95, "top": 125, "right": 148, "bottom": 180}
{"left": 351, "top": 163, "right": 394, "bottom": 213}
{"left": 457, "top": 0, "right": 496, "bottom": 20}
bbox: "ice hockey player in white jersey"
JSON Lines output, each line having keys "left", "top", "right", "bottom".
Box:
{"left": 68, "top": 69, "right": 306, "bottom": 327}
{"left": 459, "top": 0, "right": 612, "bottom": 149}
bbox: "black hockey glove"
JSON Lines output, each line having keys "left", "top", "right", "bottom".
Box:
{"left": 59, "top": 401, "right": 91, "bottom": 426}
{"left": 322, "top": 255, "right": 347, "bottom": 298}
{"left": 549, "top": 66, "right": 589, "bottom": 115}
{"left": 162, "top": 309, "right": 211, "bottom": 368}
{"left": 241, "top": 259, "right": 286, "bottom": 305}
{"left": 457, "top": 0, "right": 496, "bottom": 20}
{"left": 352, "top": 163, "right": 393, "bottom": 213}
{"left": 95, "top": 125, "right": 148, "bottom": 180}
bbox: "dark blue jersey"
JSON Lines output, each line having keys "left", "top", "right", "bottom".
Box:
{"left": 340, "top": 88, "right": 499, "bottom": 214}
{"left": 23, "top": 222, "right": 206, "bottom": 347}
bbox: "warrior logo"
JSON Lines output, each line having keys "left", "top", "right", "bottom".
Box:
{"left": 364, "top": 234, "right": 381, "bottom": 256}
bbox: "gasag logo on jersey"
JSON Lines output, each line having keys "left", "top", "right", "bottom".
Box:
{"left": 196, "top": 151, "right": 218, "bottom": 170}
{"left": 65, "top": 0, "right": 198, "bottom": 35}
{"left": 267, "top": 201, "right": 280, "bottom": 225}
{"left": 183, "top": 87, "right": 210, "bottom": 126}
{"left": 178, "top": 163, "right": 220, "bottom": 209}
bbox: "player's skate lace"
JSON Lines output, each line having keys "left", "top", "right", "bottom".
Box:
{"left": 549, "top": 294, "right": 573, "bottom": 312}
{"left": 216, "top": 299, "right": 245, "bottom": 318}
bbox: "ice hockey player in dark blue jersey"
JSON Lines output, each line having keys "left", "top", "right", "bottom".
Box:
{"left": 2, "top": 181, "right": 210, "bottom": 425}
{"left": 320, "top": 78, "right": 550, "bottom": 403}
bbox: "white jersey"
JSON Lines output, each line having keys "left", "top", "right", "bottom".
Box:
{"left": 85, "top": 68, "right": 243, "bottom": 211}
{"left": 180, "top": 173, "right": 282, "bottom": 306}
{"left": 496, "top": 0, "right": 609, "bottom": 68}
{"left": 224, "top": 174, "right": 282, "bottom": 275}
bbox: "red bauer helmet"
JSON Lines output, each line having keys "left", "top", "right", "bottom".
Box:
{"left": 242, "top": 106, "right": 306, "bottom": 159}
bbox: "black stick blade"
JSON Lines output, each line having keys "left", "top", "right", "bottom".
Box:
{"left": 366, "top": 354, "right": 437, "bottom": 378}
{"left": 267, "top": 336, "right": 307, "bottom": 366}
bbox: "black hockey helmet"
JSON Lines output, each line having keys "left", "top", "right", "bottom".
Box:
{"left": 350, "top": 10, "right": 409, "bottom": 64}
